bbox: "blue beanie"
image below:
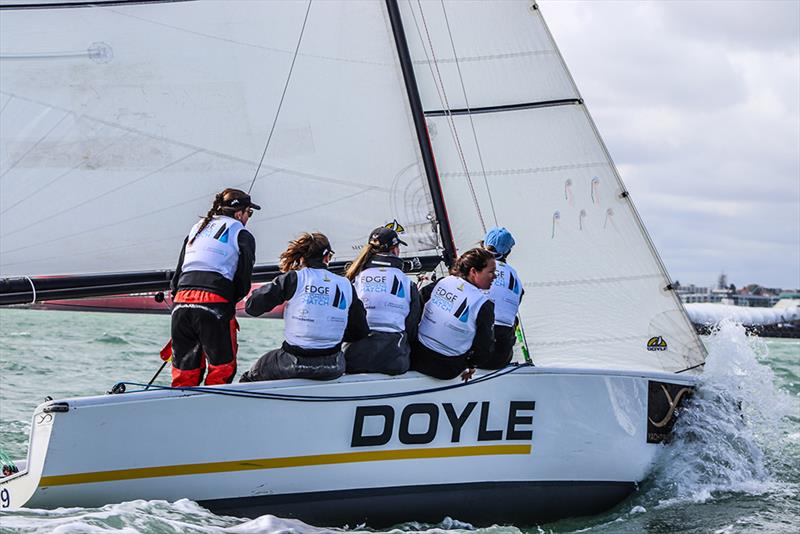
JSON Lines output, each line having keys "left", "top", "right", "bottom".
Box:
{"left": 484, "top": 227, "right": 515, "bottom": 256}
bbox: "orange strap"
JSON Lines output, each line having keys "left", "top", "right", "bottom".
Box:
{"left": 174, "top": 289, "right": 229, "bottom": 303}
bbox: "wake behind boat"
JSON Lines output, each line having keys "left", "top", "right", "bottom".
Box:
{"left": 0, "top": 0, "right": 705, "bottom": 526}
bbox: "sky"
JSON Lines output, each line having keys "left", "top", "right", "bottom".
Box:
{"left": 539, "top": 0, "right": 800, "bottom": 290}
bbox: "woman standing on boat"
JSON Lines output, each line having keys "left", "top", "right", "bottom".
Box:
{"left": 170, "top": 188, "right": 259, "bottom": 387}
{"left": 482, "top": 227, "right": 524, "bottom": 368}
{"left": 342, "top": 225, "right": 421, "bottom": 375}
{"left": 412, "top": 248, "right": 496, "bottom": 380}
{"left": 241, "top": 232, "right": 368, "bottom": 381}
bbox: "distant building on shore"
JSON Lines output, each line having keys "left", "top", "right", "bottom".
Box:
{"left": 674, "top": 276, "right": 797, "bottom": 308}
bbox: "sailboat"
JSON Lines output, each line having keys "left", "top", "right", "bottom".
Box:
{"left": 0, "top": 0, "right": 706, "bottom": 527}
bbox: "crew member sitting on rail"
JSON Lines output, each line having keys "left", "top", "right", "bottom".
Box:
{"left": 241, "top": 232, "right": 368, "bottom": 381}
{"left": 482, "top": 227, "right": 524, "bottom": 368}
{"left": 170, "top": 188, "right": 258, "bottom": 387}
{"left": 412, "top": 247, "right": 496, "bottom": 380}
{"left": 343, "top": 225, "right": 421, "bottom": 375}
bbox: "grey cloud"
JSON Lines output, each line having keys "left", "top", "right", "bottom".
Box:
{"left": 541, "top": 0, "right": 800, "bottom": 288}
{"left": 656, "top": 0, "right": 800, "bottom": 53}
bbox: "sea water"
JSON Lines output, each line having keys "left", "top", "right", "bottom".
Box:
{"left": 0, "top": 309, "right": 797, "bottom": 533}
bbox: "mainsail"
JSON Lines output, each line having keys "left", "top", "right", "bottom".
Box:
{"left": 0, "top": 0, "right": 705, "bottom": 374}
{"left": 0, "top": 0, "right": 442, "bottom": 278}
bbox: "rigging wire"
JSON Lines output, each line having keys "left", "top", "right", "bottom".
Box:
{"left": 116, "top": 363, "right": 530, "bottom": 402}
{"left": 409, "top": 0, "right": 486, "bottom": 233}
{"left": 247, "top": 0, "right": 313, "bottom": 195}
{"left": 438, "top": 0, "right": 498, "bottom": 227}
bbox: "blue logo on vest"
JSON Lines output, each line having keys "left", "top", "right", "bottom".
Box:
{"left": 509, "top": 272, "right": 520, "bottom": 295}
{"left": 390, "top": 276, "right": 405, "bottom": 298}
{"left": 212, "top": 224, "right": 229, "bottom": 243}
{"left": 332, "top": 286, "right": 348, "bottom": 310}
{"left": 453, "top": 299, "right": 469, "bottom": 323}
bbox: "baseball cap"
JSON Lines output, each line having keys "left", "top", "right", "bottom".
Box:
{"left": 484, "top": 227, "right": 515, "bottom": 256}
{"left": 370, "top": 226, "right": 407, "bottom": 249}
{"left": 225, "top": 194, "right": 261, "bottom": 211}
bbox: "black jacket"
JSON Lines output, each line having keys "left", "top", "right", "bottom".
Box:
{"left": 246, "top": 261, "right": 369, "bottom": 356}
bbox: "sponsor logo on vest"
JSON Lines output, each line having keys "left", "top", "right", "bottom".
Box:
{"left": 361, "top": 275, "right": 388, "bottom": 293}
{"left": 301, "top": 285, "right": 330, "bottom": 306}
{"left": 646, "top": 336, "right": 668, "bottom": 351}
{"left": 430, "top": 286, "right": 459, "bottom": 312}
{"left": 453, "top": 299, "right": 470, "bottom": 323}
{"left": 351, "top": 401, "right": 535, "bottom": 447}
{"left": 332, "top": 286, "right": 347, "bottom": 309}
{"left": 390, "top": 276, "right": 405, "bottom": 298}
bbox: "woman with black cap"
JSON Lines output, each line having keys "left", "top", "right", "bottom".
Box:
{"left": 241, "top": 232, "right": 369, "bottom": 382}
{"left": 170, "top": 188, "right": 259, "bottom": 387}
{"left": 342, "top": 225, "right": 422, "bottom": 375}
{"left": 482, "top": 227, "right": 524, "bottom": 368}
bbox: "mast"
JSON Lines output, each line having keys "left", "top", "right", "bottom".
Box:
{"left": 385, "top": 0, "right": 457, "bottom": 267}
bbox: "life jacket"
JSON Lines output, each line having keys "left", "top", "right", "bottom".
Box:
{"left": 354, "top": 264, "right": 411, "bottom": 333}
{"left": 487, "top": 260, "right": 522, "bottom": 327}
{"left": 417, "top": 275, "right": 488, "bottom": 357}
{"left": 284, "top": 267, "right": 353, "bottom": 350}
{"left": 181, "top": 215, "right": 243, "bottom": 281}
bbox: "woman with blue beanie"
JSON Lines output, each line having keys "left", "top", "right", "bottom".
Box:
{"left": 482, "top": 227, "right": 524, "bottom": 368}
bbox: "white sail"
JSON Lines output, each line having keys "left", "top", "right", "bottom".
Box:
{"left": 0, "top": 0, "right": 440, "bottom": 277}
{"left": 399, "top": 0, "right": 705, "bottom": 373}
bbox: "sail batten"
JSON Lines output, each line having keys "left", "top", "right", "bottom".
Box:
{"left": 424, "top": 98, "right": 582, "bottom": 117}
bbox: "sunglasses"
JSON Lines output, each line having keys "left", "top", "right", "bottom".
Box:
{"left": 245, "top": 208, "right": 254, "bottom": 216}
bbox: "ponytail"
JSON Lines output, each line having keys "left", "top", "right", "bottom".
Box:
{"left": 188, "top": 188, "right": 250, "bottom": 245}
{"left": 279, "top": 232, "right": 332, "bottom": 272}
{"left": 344, "top": 242, "right": 380, "bottom": 281}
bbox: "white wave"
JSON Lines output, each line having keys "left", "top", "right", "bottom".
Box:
{"left": 648, "top": 320, "right": 795, "bottom": 506}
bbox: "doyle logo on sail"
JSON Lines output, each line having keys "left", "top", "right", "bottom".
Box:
{"left": 351, "top": 401, "right": 535, "bottom": 447}
{"left": 646, "top": 336, "right": 668, "bottom": 351}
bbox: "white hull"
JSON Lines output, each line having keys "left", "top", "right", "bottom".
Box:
{"left": 1, "top": 367, "right": 694, "bottom": 526}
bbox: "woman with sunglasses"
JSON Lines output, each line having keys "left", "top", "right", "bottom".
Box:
{"left": 170, "top": 188, "right": 259, "bottom": 387}
{"left": 342, "top": 225, "right": 421, "bottom": 375}
{"left": 412, "top": 247, "right": 497, "bottom": 380}
{"left": 241, "top": 232, "right": 369, "bottom": 382}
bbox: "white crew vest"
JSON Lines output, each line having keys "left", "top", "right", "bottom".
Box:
{"left": 417, "top": 275, "right": 489, "bottom": 357}
{"left": 354, "top": 266, "right": 411, "bottom": 333}
{"left": 181, "top": 215, "right": 243, "bottom": 280}
{"left": 284, "top": 268, "right": 353, "bottom": 349}
{"left": 487, "top": 261, "right": 522, "bottom": 327}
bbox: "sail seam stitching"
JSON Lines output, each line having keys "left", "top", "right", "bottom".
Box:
{"left": 525, "top": 273, "right": 661, "bottom": 288}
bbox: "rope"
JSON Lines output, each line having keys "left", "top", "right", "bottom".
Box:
{"left": 438, "top": 0, "right": 497, "bottom": 227}
{"left": 675, "top": 362, "right": 705, "bottom": 374}
{"left": 24, "top": 276, "right": 36, "bottom": 304}
{"left": 409, "top": 0, "right": 486, "bottom": 233}
{"left": 115, "top": 363, "right": 531, "bottom": 403}
{"left": 247, "top": 0, "right": 313, "bottom": 195}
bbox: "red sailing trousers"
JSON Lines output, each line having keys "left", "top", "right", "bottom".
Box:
{"left": 170, "top": 290, "right": 238, "bottom": 387}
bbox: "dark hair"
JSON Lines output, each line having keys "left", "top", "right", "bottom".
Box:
{"left": 450, "top": 247, "right": 495, "bottom": 279}
{"left": 189, "top": 188, "right": 250, "bottom": 245}
{"left": 279, "top": 232, "right": 332, "bottom": 272}
{"left": 482, "top": 243, "right": 509, "bottom": 262}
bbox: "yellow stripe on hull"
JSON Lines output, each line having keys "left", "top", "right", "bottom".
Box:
{"left": 40, "top": 444, "right": 532, "bottom": 487}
